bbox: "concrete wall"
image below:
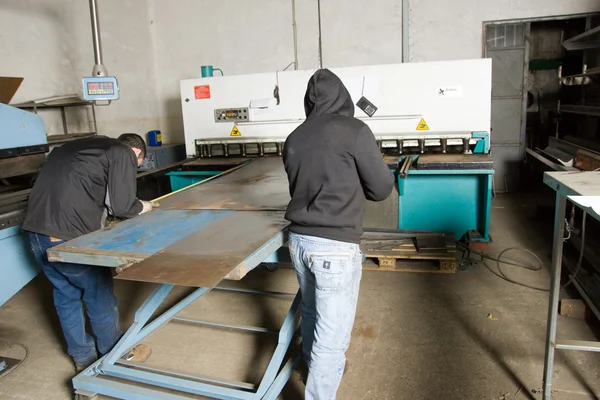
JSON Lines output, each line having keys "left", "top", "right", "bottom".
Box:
{"left": 409, "top": 0, "right": 598, "bottom": 62}
{"left": 2, "top": 0, "right": 598, "bottom": 142}
{"left": 150, "top": 0, "right": 598, "bottom": 143}
{"left": 0, "top": 0, "right": 159, "bottom": 137}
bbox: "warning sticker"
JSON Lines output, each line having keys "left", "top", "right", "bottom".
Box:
{"left": 230, "top": 126, "right": 241, "bottom": 137}
{"left": 416, "top": 118, "right": 429, "bottom": 131}
{"left": 194, "top": 85, "right": 210, "bottom": 99}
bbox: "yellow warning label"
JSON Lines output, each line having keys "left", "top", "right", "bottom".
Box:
{"left": 230, "top": 126, "right": 241, "bottom": 137}
{"left": 416, "top": 118, "right": 429, "bottom": 131}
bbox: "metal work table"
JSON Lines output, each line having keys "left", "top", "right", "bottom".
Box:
{"left": 48, "top": 158, "right": 299, "bottom": 400}
{"left": 542, "top": 171, "right": 600, "bottom": 399}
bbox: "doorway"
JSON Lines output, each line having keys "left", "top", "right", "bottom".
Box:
{"left": 483, "top": 14, "right": 598, "bottom": 192}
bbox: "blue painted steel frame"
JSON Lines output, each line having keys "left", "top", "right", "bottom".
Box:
{"left": 73, "top": 277, "right": 301, "bottom": 399}
{"left": 395, "top": 131, "right": 493, "bottom": 241}
{"left": 398, "top": 168, "right": 494, "bottom": 241}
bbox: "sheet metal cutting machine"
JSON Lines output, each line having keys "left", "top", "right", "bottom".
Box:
{"left": 179, "top": 59, "right": 494, "bottom": 243}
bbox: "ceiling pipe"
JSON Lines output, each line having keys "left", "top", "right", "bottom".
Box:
{"left": 402, "top": 0, "right": 409, "bottom": 62}
{"left": 89, "top": 0, "right": 107, "bottom": 76}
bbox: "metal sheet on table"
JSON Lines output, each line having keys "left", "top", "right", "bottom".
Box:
{"left": 47, "top": 210, "right": 235, "bottom": 267}
{"left": 116, "top": 211, "right": 289, "bottom": 287}
{"left": 159, "top": 157, "right": 290, "bottom": 211}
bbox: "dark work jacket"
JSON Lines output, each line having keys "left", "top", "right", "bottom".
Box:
{"left": 283, "top": 69, "right": 395, "bottom": 244}
{"left": 23, "top": 136, "right": 143, "bottom": 240}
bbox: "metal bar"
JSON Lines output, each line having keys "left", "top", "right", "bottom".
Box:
{"left": 542, "top": 193, "right": 567, "bottom": 400}
{"left": 402, "top": 0, "right": 409, "bottom": 62}
{"left": 60, "top": 107, "right": 68, "bottom": 135}
{"left": 91, "top": 103, "right": 97, "bottom": 134}
{"left": 317, "top": 0, "right": 323, "bottom": 68}
{"left": 214, "top": 286, "right": 296, "bottom": 297}
{"left": 291, "top": 0, "right": 298, "bottom": 70}
{"left": 138, "top": 287, "right": 210, "bottom": 339}
{"left": 172, "top": 317, "right": 277, "bottom": 334}
{"left": 102, "top": 362, "right": 255, "bottom": 399}
{"left": 101, "top": 284, "right": 174, "bottom": 368}
{"left": 519, "top": 22, "right": 531, "bottom": 160}
{"left": 525, "top": 148, "right": 576, "bottom": 172}
{"left": 74, "top": 374, "right": 188, "bottom": 400}
{"left": 254, "top": 291, "right": 301, "bottom": 398}
{"left": 262, "top": 356, "right": 301, "bottom": 400}
{"left": 114, "top": 361, "right": 257, "bottom": 390}
{"left": 560, "top": 105, "right": 600, "bottom": 117}
{"left": 555, "top": 340, "right": 600, "bottom": 352}
{"left": 89, "top": 0, "right": 103, "bottom": 67}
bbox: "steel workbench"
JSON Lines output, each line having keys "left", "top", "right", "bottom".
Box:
{"left": 542, "top": 171, "right": 600, "bottom": 399}
{"left": 48, "top": 157, "right": 299, "bottom": 399}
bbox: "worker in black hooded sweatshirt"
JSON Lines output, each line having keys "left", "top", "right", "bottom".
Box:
{"left": 283, "top": 69, "right": 395, "bottom": 399}
{"left": 23, "top": 133, "right": 153, "bottom": 373}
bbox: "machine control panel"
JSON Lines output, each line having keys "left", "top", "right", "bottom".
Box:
{"left": 81, "top": 76, "right": 119, "bottom": 101}
{"left": 214, "top": 107, "right": 249, "bottom": 123}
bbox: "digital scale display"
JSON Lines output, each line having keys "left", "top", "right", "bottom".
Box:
{"left": 87, "top": 81, "right": 114, "bottom": 96}
{"left": 82, "top": 76, "right": 119, "bottom": 101}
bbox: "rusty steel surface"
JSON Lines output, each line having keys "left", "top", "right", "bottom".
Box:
{"left": 159, "top": 156, "right": 290, "bottom": 211}
{"left": 115, "top": 211, "right": 290, "bottom": 287}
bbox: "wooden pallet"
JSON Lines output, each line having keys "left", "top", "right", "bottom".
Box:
{"left": 360, "top": 230, "right": 457, "bottom": 273}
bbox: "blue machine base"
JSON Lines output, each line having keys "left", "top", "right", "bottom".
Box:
{"left": 398, "top": 168, "right": 494, "bottom": 242}
{"left": 0, "top": 226, "right": 41, "bottom": 307}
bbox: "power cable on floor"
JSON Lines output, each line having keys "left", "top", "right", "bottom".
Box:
{"left": 457, "top": 242, "right": 549, "bottom": 292}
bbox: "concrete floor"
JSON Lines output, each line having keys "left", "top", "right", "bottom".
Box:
{"left": 1, "top": 194, "right": 600, "bottom": 400}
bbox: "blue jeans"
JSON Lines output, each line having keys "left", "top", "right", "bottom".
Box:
{"left": 289, "top": 233, "right": 363, "bottom": 400}
{"left": 28, "top": 232, "right": 122, "bottom": 366}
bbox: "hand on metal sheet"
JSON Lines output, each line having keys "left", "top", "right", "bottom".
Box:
{"left": 139, "top": 200, "right": 153, "bottom": 214}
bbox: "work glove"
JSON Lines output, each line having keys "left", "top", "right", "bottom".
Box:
{"left": 139, "top": 200, "right": 153, "bottom": 214}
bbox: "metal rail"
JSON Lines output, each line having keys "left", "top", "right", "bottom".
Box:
{"left": 89, "top": 0, "right": 103, "bottom": 71}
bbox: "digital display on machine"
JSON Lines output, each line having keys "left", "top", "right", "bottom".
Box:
{"left": 225, "top": 110, "right": 238, "bottom": 118}
{"left": 87, "top": 81, "right": 115, "bottom": 96}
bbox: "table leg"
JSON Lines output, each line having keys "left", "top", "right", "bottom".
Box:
{"left": 542, "top": 193, "right": 567, "bottom": 399}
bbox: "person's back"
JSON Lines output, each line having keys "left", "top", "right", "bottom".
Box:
{"left": 283, "top": 69, "right": 394, "bottom": 400}
{"left": 24, "top": 134, "right": 151, "bottom": 373}
{"left": 23, "top": 135, "right": 143, "bottom": 240}
{"left": 283, "top": 69, "right": 394, "bottom": 242}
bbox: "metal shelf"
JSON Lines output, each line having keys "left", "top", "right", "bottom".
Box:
{"left": 560, "top": 105, "right": 600, "bottom": 117}
{"left": 560, "top": 67, "right": 600, "bottom": 86}
{"left": 47, "top": 133, "right": 97, "bottom": 145}
{"left": 11, "top": 95, "right": 98, "bottom": 141}
{"left": 563, "top": 25, "right": 600, "bottom": 51}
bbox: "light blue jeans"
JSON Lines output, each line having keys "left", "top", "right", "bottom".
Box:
{"left": 289, "top": 232, "right": 363, "bottom": 400}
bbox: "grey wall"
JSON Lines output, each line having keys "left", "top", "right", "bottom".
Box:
{"left": 1, "top": 0, "right": 598, "bottom": 141}
{"left": 0, "top": 0, "right": 159, "bottom": 137}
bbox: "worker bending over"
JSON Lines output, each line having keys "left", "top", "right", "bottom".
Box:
{"left": 283, "top": 69, "right": 394, "bottom": 399}
{"left": 23, "top": 134, "right": 153, "bottom": 372}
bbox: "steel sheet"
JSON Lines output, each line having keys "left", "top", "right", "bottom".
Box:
{"left": 159, "top": 157, "right": 290, "bottom": 211}
{"left": 115, "top": 211, "right": 289, "bottom": 287}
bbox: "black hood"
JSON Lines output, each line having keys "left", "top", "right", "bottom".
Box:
{"left": 304, "top": 69, "right": 354, "bottom": 118}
